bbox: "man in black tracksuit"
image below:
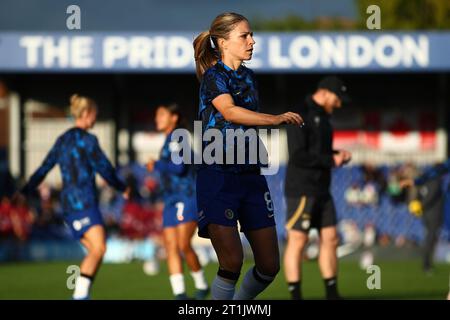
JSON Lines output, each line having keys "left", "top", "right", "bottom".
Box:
{"left": 401, "top": 162, "right": 447, "bottom": 273}
{"left": 418, "top": 176, "right": 444, "bottom": 273}
{"left": 283, "top": 76, "right": 351, "bottom": 300}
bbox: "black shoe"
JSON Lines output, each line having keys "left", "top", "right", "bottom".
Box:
{"left": 195, "top": 288, "right": 210, "bottom": 300}
{"left": 175, "top": 293, "right": 191, "bottom": 300}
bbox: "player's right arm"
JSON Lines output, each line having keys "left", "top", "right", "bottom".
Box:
{"left": 204, "top": 71, "right": 302, "bottom": 127}
{"left": 21, "top": 138, "right": 59, "bottom": 195}
{"left": 212, "top": 94, "right": 302, "bottom": 126}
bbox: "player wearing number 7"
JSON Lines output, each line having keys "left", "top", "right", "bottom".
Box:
{"left": 147, "top": 103, "right": 209, "bottom": 300}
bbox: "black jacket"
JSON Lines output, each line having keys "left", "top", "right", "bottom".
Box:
{"left": 285, "top": 95, "right": 335, "bottom": 196}
{"left": 417, "top": 176, "right": 444, "bottom": 226}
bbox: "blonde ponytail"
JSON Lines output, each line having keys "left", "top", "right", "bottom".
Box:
{"left": 70, "top": 94, "right": 97, "bottom": 119}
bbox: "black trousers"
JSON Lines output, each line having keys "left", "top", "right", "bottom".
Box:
{"left": 422, "top": 201, "right": 444, "bottom": 270}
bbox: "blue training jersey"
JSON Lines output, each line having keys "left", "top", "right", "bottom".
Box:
{"left": 154, "top": 130, "right": 196, "bottom": 202}
{"left": 22, "top": 127, "right": 126, "bottom": 213}
{"left": 198, "top": 60, "right": 266, "bottom": 173}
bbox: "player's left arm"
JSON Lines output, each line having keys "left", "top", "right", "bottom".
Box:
{"left": 88, "top": 136, "right": 126, "bottom": 192}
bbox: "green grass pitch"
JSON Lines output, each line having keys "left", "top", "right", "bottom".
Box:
{"left": 0, "top": 260, "right": 447, "bottom": 300}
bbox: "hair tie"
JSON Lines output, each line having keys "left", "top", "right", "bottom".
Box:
{"left": 209, "top": 36, "right": 216, "bottom": 49}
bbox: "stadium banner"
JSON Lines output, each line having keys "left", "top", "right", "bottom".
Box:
{"left": 0, "top": 32, "right": 450, "bottom": 72}
{"left": 332, "top": 109, "right": 447, "bottom": 164}
{"left": 333, "top": 109, "right": 438, "bottom": 151}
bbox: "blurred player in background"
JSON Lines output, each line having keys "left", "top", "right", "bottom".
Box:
{"left": 193, "top": 12, "right": 302, "bottom": 300}
{"left": 15, "top": 94, "right": 129, "bottom": 300}
{"left": 146, "top": 103, "right": 209, "bottom": 300}
{"left": 400, "top": 162, "right": 446, "bottom": 274}
{"left": 284, "top": 76, "right": 351, "bottom": 300}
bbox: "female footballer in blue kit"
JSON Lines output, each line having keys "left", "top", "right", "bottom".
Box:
{"left": 16, "top": 94, "right": 129, "bottom": 300}
{"left": 193, "top": 12, "right": 303, "bottom": 300}
{"left": 146, "top": 104, "right": 209, "bottom": 300}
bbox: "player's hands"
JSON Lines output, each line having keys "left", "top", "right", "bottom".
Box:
{"left": 122, "top": 187, "right": 131, "bottom": 200}
{"left": 273, "top": 112, "right": 303, "bottom": 126}
{"left": 333, "top": 153, "right": 345, "bottom": 167}
{"left": 341, "top": 150, "right": 352, "bottom": 164}
{"left": 399, "top": 179, "right": 414, "bottom": 189}
{"left": 333, "top": 150, "right": 352, "bottom": 167}
{"left": 146, "top": 159, "right": 156, "bottom": 172}
{"left": 333, "top": 150, "right": 350, "bottom": 167}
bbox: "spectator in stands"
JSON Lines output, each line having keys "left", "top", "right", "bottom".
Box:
{"left": 9, "top": 194, "right": 35, "bottom": 241}
{"left": 361, "top": 163, "right": 385, "bottom": 206}
{"left": 344, "top": 181, "right": 378, "bottom": 207}
{"left": 360, "top": 183, "right": 378, "bottom": 206}
{"left": 0, "top": 196, "right": 13, "bottom": 238}
{"left": 0, "top": 196, "right": 34, "bottom": 241}
{"left": 120, "top": 174, "right": 156, "bottom": 239}
{"left": 27, "top": 183, "right": 67, "bottom": 239}
{"left": 344, "top": 182, "right": 363, "bottom": 207}
{"left": 362, "top": 163, "right": 387, "bottom": 194}
{"left": 387, "top": 166, "right": 407, "bottom": 204}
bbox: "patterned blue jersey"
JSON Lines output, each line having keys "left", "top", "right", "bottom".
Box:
{"left": 22, "top": 127, "right": 126, "bottom": 214}
{"left": 198, "top": 60, "right": 266, "bottom": 173}
{"left": 155, "top": 131, "right": 196, "bottom": 203}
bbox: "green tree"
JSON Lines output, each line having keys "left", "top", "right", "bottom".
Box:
{"left": 356, "top": 0, "right": 450, "bottom": 30}
{"left": 251, "top": 0, "right": 450, "bottom": 31}
{"left": 252, "top": 14, "right": 356, "bottom": 31}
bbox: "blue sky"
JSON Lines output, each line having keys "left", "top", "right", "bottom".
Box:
{"left": 0, "top": 0, "right": 356, "bottom": 31}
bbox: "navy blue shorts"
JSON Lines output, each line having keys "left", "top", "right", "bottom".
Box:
{"left": 163, "top": 197, "right": 198, "bottom": 228}
{"left": 196, "top": 168, "right": 276, "bottom": 239}
{"left": 64, "top": 207, "right": 104, "bottom": 240}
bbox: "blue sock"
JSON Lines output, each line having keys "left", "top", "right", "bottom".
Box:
{"left": 233, "top": 267, "right": 275, "bottom": 300}
{"left": 211, "top": 275, "right": 236, "bottom": 300}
